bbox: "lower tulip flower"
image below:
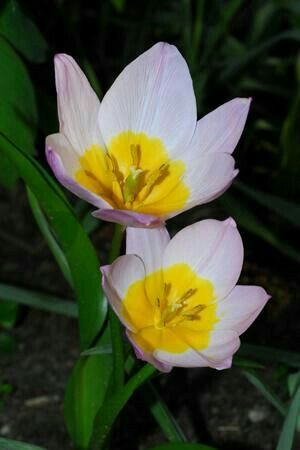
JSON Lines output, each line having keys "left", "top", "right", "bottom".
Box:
{"left": 46, "top": 43, "right": 251, "bottom": 228}
{"left": 101, "top": 219, "right": 270, "bottom": 372}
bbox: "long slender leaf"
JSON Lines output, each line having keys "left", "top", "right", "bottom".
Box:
{"left": 201, "top": 0, "right": 242, "bottom": 64}
{"left": 235, "top": 182, "right": 300, "bottom": 228}
{"left": 0, "top": 36, "right": 37, "bottom": 188}
{"left": 239, "top": 344, "right": 300, "bottom": 368}
{"left": 148, "top": 443, "right": 216, "bottom": 450}
{"left": 0, "top": 132, "right": 106, "bottom": 349}
{"left": 0, "top": 0, "right": 48, "bottom": 62}
{"left": 144, "top": 381, "right": 187, "bottom": 443}
{"left": 64, "top": 326, "right": 113, "bottom": 449}
{"left": 0, "top": 438, "right": 46, "bottom": 450}
{"left": 222, "top": 30, "right": 300, "bottom": 80}
{"left": 276, "top": 375, "right": 300, "bottom": 450}
{"left": 0, "top": 282, "right": 77, "bottom": 318}
{"left": 221, "top": 193, "right": 300, "bottom": 263}
{"left": 27, "top": 187, "right": 73, "bottom": 286}
{"left": 243, "top": 369, "right": 287, "bottom": 416}
{"left": 90, "top": 364, "right": 156, "bottom": 449}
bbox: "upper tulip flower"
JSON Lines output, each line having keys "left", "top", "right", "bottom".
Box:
{"left": 46, "top": 43, "right": 251, "bottom": 228}
{"left": 101, "top": 219, "right": 270, "bottom": 372}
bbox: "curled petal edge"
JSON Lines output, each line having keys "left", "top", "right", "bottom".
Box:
{"left": 46, "top": 147, "right": 109, "bottom": 209}
{"left": 93, "top": 208, "right": 165, "bottom": 228}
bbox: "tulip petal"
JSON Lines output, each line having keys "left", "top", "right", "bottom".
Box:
{"left": 98, "top": 42, "right": 197, "bottom": 155}
{"left": 46, "top": 138, "right": 110, "bottom": 209}
{"left": 54, "top": 53, "right": 104, "bottom": 153}
{"left": 154, "top": 330, "right": 239, "bottom": 370}
{"left": 92, "top": 208, "right": 164, "bottom": 228}
{"left": 171, "top": 152, "right": 237, "bottom": 216}
{"left": 126, "top": 330, "right": 172, "bottom": 372}
{"left": 200, "top": 329, "right": 240, "bottom": 368}
{"left": 188, "top": 98, "right": 251, "bottom": 156}
{"left": 100, "top": 255, "right": 146, "bottom": 330}
{"left": 216, "top": 285, "right": 270, "bottom": 335}
{"left": 126, "top": 227, "right": 170, "bottom": 274}
{"left": 163, "top": 219, "right": 243, "bottom": 299}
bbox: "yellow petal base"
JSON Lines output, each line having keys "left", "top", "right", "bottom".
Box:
{"left": 75, "top": 132, "right": 189, "bottom": 216}
{"left": 122, "top": 263, "right": 218, "bottom": 354}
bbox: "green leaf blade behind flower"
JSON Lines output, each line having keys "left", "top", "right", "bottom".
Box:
{"left": 0, "top": 36, "right": 37, "bottom": 188}
{"left": 276, "top": 372, "right": 300, "bottom": 450}
{"left": 0, "top": 438, "right": 46, "bottom": 450}
{"left": 0, "top": 132, "right": 106, "bottom": 349}
{"left": 147, "top": 443, "right": 217, "bottom": 450}
{"left": 64, "top": 327, "right": 113, "bottom": 449}
{"left": 0, "top": 0, "right": 48, "bottom": 63}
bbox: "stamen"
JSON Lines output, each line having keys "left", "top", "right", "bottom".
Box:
{"left": 130, "top": 144, "right": 141, "bottom": 167}
{"left": 157, "top": 284, "right": 205, "bottom": 327}
{"left": 138, "top": 163, "right": 169, "bottom": 202}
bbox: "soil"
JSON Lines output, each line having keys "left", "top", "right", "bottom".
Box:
{"left": 0, "top": 185, "right": 300, "bottom": 450}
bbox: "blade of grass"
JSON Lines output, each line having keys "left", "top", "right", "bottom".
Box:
{"left": 148, "top": 443, "right": 216, "bottom": 450}
{"left": 276, "top": 375, "right": 300, "bottom": 450}
{"left": 239, "top": 344, "right": 300, "bottom": 368}
{"left": 27, "top": 187, "right": 73, "bottom": 286}
{"left": 0, "top": 437, "right": 46, "bottom": 450}
{"left": 0, "top": 282, "right": 77, "bottom": 318}
{"left": 144, "top": 381, "right": 188, "bottom": 442}
{"left": 90, "top": 363, "right": 156, "bottom": 450}
{"left": 242, "top": 369, "right": 287, "bottom": 416}
{"left": 222, "top": 30, "right": 300, "bottom": 81}
{"left": 235, "top": 182, "right": 300, "bottom": 228}
{"left": 220, "top": 193, "right": 300, "bottom": 263}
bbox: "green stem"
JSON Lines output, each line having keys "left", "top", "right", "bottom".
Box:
{"left": 108, "top": 224, "right": 125, "bottom": 392}
{"left": 90, "top": 364, "right": 156, "bottom": 449}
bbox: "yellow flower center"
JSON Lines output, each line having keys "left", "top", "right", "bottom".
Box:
{"left": 123, "top": 263, "right": 218, "bottom": 354}
{"left": 75, "top": 131, "right": 189, "bottom": 216}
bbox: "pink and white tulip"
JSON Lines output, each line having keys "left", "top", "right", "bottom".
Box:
{"left": 46, "top": 43, "right": 251, "bottom": 228}
{"left": 101, "top": 219, "right": 270, "bottom": 372}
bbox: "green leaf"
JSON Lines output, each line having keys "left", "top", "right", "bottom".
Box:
{"left": 27, "top": 187, "right": 73, "bottom": 286}
{"left": 0, "top": 282, "right": 78, "bottom": 318}
{"left": 239, "top": 344, "right": 300, "bottom": 368}
{"left": 147, "top": 443, "right": 216, "bottom": 450}
{"left": 0, "top": 133, "right": 106, "bottom": 349}
{"left": 280, "top": 87, "right": 300, "bottom": 175}
{"left": 0, "top": 37, "right": 37, "bottom": 188}
{"left": 90, "top": 363, "right": 156, "bottom": 449}
{"left": 201, "top": 0, "right": 242, "bottom": 64}
{"left": 144, "top": 382, "right": 187, "bottom": 443}
{"left": 0, "top": 438, "right": 46, "bottom": 450}
{"left": 0, "top": 299, "right": 18, "bottom": 327}
{"left": 222, "top": 30, "right": 300, "bottom": 81}
{"left": 242, "top": 369, "right": 287, "bottom": 416}
{"left": 276, "top": 373, "right": 300, "bottom": 450}
{"left": 0, "top": 332, "right": 16, "bottom": 353}
{"left": 64, "top": 327, "right": 113, "bottom": 449}
{"left": 111, "top": 0, "right": 126, "bottom": 13}
{"left": 81, "top": 344, "right": 112, "bottom": 356}
{"left": 0, "top": 0, "right": 48, "bottom": 62}
{"left": 235, "top": 182, "right": 300, "bottom": 228}
{"left": 233, "top": 356, "right": 264, "bottom": 369}
{"left": 220, "top": 193, "right": 300, "bottom": 263}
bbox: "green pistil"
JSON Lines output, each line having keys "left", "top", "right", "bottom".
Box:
{"left": 123, "top": 166, "right": 143, "bottom": 203}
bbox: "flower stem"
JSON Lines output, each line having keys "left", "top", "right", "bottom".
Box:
{"left": 90, "top": 363, "right": 156, "bottom": 449}
{"left": 108, "top": 224, "right": 125, "bottom": 392}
